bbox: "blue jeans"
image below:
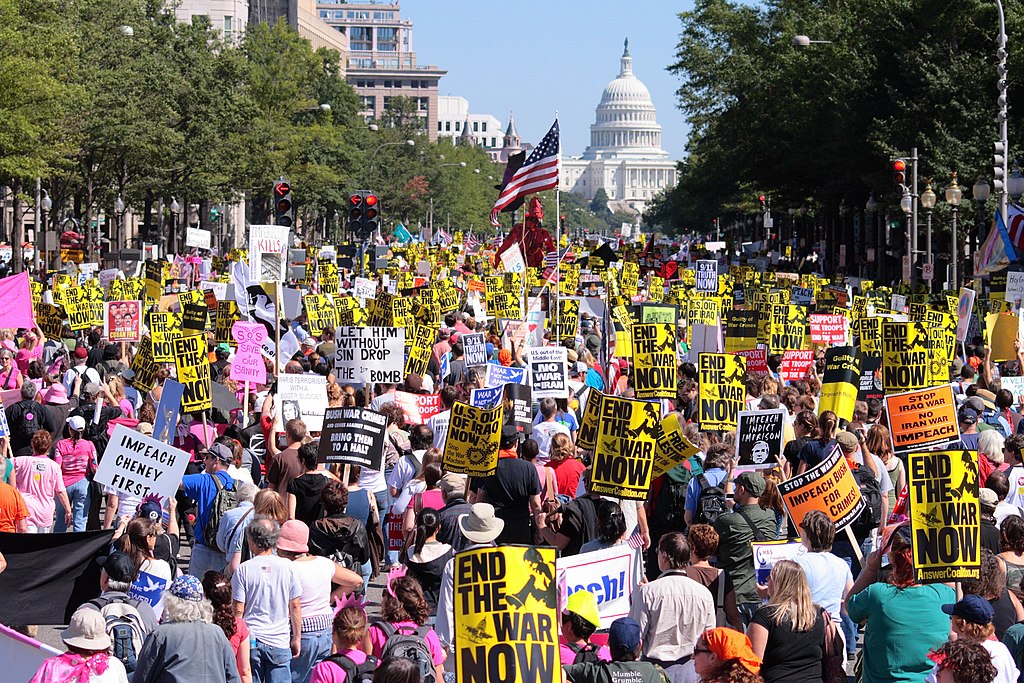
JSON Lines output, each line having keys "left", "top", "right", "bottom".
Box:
{"left": 832, "top": 537, "right": 870, "bottom": 655}
{"left": 55, "top": 478, "right": 90, "bottom": 532}
{"left": 291, "top": 628, "right": 331, "bottom": 683}
{"left": 188, "top": 543, "right": 226, "bottom": 578}
{"left": 251, "top": 640, "right": 291, "bottom": 683}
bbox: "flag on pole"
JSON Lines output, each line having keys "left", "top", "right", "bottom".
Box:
{"left": 977, "top": 212, "right": 1013, "bottom": 276}
{"left": 543, "top": 247, "right": 575, "bottom": 269}
{"left": 490, "top": 120, "right": 560, "bottom": 226}
{"left": 464, "top": 232, "right": 481, "bottom": 253}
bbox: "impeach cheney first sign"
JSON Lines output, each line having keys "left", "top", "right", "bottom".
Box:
{"left": 93, "top": 424, "right": 191, "bottom": 500}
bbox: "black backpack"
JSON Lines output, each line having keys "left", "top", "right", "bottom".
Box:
{"left": 653, "top": 465, "right": 694, "bottom": 530}
{"left": 324, "top": 653, "right": 378, "bottom": 683}
{"left": 74, "top": 404, "right": 110, "bottom": 458}
{"left": 565, "top": 641, "right": 602, "bottom": 664}
{"left": 849, "top": 465, "right": 882, "bottom": 539}
{"left": 694, "top": 474, "right": 729, "bottom": 525}
{"left": 371, "top": 620, "right": 437, "bottom": 683}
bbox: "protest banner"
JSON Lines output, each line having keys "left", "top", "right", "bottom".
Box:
{"left": 317, "top": 407, "right": 388, "bottom": 469}
{"left": 147, "top": 311, "right": 181, "bottom": 363}
{"left": 36, "top": 303, "right": 63, "bottom": 340}
{"left": 185, "top": 227, "right": 211, "bottom": 250}
{"left": 881, "top": 320, "right": 933, "bottom": 393}
{"left": 129, "top": 337, "right": 159, "bottom": 393}
{"left": 731, "top": 348, "right": 769, "bottom": 375}
{"left": 769, "top": 304, "right": 808, "bottom": 354}
{"left": 908, "top": 449, "right": 981, "bottom": 582}
{"left": 229, "top": 321, "right": 267, "bottom": 385}
{"left": 394, "top": 391, "right": 442, "bottom": 425}
{"left": 499, "top": 242, "right": 527, "bottom": 273}
{"left": 809, "top": 313, "right": 848, "bottom": 345}
{"left": 631, "top": 323, "right": 676, "bottom": 400}
{"left": 1007, "top": 271, "right": 1024, "bottom": 306}
{"left": 696, "top": 259, "right": 718, "bottom": 292}
{"left": 528, "top": 346, "right": 568, "bottom": 399}
{"left": 333, "top": 327, "right": 405, "bottom": 385}
{"left": 688, "top": 297, "right": 720, "bottom": 327}
{"left": 93, "top": 424, "right": 191, "bottom": 499}
{"left": 576, "top": 389, "right": 603, "bottom": 451}
{"left": 104, "top": 300, "right": 142, "bottom": 343}
{"left": 724, "top": 310, "right": 758, "bottom": 352}
{"left": 180, "top": 302, "right": 207, "bottom": 336}
{"left": 885, "top": 385, "right": 960, "bottom": 455}
{"left": 463, "top": 333, "right": 488, "bottom": 367}
{"left": 275, "top": 374, "right": 328, "bottom": 432}
{"left": 857, "top": 356, "right": 885, "bottom": 403}
{"left": 0, "top": 622, "right": 62, "bottom": 683}
{"left": 698, "top": 352, "right": 746, "bottom": 431}
{"left": 485, "top": 363, "right": 527, "bottom": 388}
{"left": 556, "top": 545, "right": 641, "bottom": 629}
{"left": 736, "top": 408, "right": 786, "bottom": 468}
{"left": 248, "top": 225, "right": 289, "bottom": 282}
{"left": 987, "top": 312, "right": 1018, "bottom": 362}
{"left": 956, "top": 287, "right": 976, "bottom": 343}
{"left": 485, "top": 273, "right": 523, "bottom": 319}
{"left": 471, "top": 385, "right": 504, "bottom": 408}
{"left": 453, "top": 545, "right": 558, "bottom": 683}
{"left": 152, "top": 379, "right": 184, "bottom": 443}
{"left": 304, "top": 293, "right": 337, "bottom": 336}
{"left": 0, "top": 272, "right": 35, "bottom": 330}
{"left": 778, "top": 446, "right": 864, "bottom": 530}
{"left": 652, "top": 414, "right": 700, "bottom": 479}
{"left": 818, "top": 346, "right": 861, "bottom": 422}
{"left": 558, "top": 298, "right": 580, "bottom": 343}
{"left": 443, "top": 402, "right": 502, "bottom": 476}
{"left": 753, "top": 541, "right": 808, "bottom": 585}
{"left": 779, "top": 349, "right": 815, "bottom": 382}
{"left": 504, "top": 383, "right": 533, "bottom": 436}
{"left": 172, "top": 334, "right": 212, "bottom": 413}
{"left": 404, "top": 324, "right": 435, "bottom": 378}
{"left": 590, "top": 396, "right": 660, "bottom": 500}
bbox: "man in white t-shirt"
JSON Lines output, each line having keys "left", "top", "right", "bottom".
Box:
{"left": 428, "top": 387, "right": 457, "bottom": 451}
{"left": 1004, "top": 434, "right": 1024, "bottom": 509}
{"left": 532, "top": 398, "right": 570, "bottom": 461}
{"left": 232, "top": 517, "right": 301, "bottom": 682}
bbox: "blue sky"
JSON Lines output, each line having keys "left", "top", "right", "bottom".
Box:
{"left": 400, "top": 0, "right": 693, "bottom": 158}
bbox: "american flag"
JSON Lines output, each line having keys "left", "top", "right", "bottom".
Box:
{"left": 627, "top": 529, "right": 646, "bottom": 550}
{"left": 491, "top": 230, "right": 504, "bottom": 249}
{"left": 543, "top": 247, "right": 575, "bottom": 269}
{"left": 434, "top": 228, "right": 453, "bottom": 246}
{"left": 464, "top": 232, "right": 480, "bottom": 253}
{"left": 490, "top": 119, "right": 560, "bottom": 226}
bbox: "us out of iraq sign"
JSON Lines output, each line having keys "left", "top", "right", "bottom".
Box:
{"left": 818, "top": 346, "right": 861, "bottom": 423}
{"left": 528, "top": 347, "right": 568, "bottom": 399}
{"left": 736, "top": 409, "right": 786, "bottom": 468}
{"left": 590, "top": 396, "right": 660, "bottom": 500}
{"left": 443, "top": 402, "right": 502, "bottom": 476}
{"left": 334, "top": 327, "right": 405, "bottom": 385}
{"left": 454, "top": 546, "right": 558, "bottom": 683}
{"left": 317, "top": 407, "right": 387, "bottom": 470}
{"left": 172, "top": 334, "right": 211, "bottom": 413}
{"left": 908, "top": 449, "right": 980, "bottom": 582}
{"left": 698, "top": 352, "right": 746, "bottom": 431}
{"left": 631, "top": 323, "right": 676, "bottom": 400}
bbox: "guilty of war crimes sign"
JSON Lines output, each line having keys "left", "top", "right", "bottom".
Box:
{"left": 698, "top": 352, "right": 747, "bottom": 431}
{"left": 631, "top": 323, "right": 676, "bottom": 400}
{"left": 908, "top": 450, "right": 981, "bottom": 583}
{"left": 590, "top": 396, "right": 660, "bottom": 500}
{"left": 454, "top": 546, "right": 558, "bottom": 683}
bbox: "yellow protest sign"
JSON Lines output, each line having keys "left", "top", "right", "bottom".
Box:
{"left": 453, "top": 546, "right": 558, "bottom": 683}
{"left": 724, "top": 310, "right": 758, "bottom": 352}
{"left": 485, "top": 274, "right": 523, "bottom": 319}
{"left": 173, "top": 334, "right": 212, "bottom": 413}
{"left": 908, "top": 449, "right": 981, "bottom": 583}
{"left": 881, "top": 321, "right": 930, "bottom": 393}
{"left": 305, "top": 294, "right": 337, "bottom": 337}
{"left": 147, "top": 311, "right": 181, "bottom": 363}
{"left": 590, "top": 396, "right": 660, "bottom": 500}
{"left": 653, "top": 414, "right": 700, "bottom": 479}
{"left": 404, "top": 324, "right": 435, "bottom": 378}
{"left": 688, "top": 297, "right": 720, "bottom": 327}
{"left": 698, "top": 353, "right": 746, "bottom": 431}
{"left": 215, "top": 301, "right": 240, "bottom": 345}
{"left": 443, "top": 402, "right": 502, "bottom": 476}
{"left": 770, "top": 303, "right": 807, "bottom": 354}
{"left": 557, "top": 299, "right": 579, "bottom": 343}
{"left": 129, "top": 336, "right": 159, "bottom": 393}
{"left": 631, "top": 323, "right": 676, "bottom": 400}
{"left": 576, "top": 389, "right": 603, "bottom": 452}
{"left": 818, "top": 346, "right": 861, "bottom": 423}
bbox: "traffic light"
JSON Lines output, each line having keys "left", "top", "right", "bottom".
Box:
{"left": 758, "top": 194, "right": 766, "bottom": 211}
{"left": 995, "top": 141, "right": 1007, "bottom": 192}
{"left": 273, "top": 179, "right": 293, "bottom": 227}
{"left": 892, "top": 159, "right": 907, "bottom": 188}
{"left": 348, "top": 191, "right": 379, "bottom": 238}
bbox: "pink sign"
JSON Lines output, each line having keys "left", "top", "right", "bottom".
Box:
{"left": 809, "top": 314, "right": 847, "bottom": 345}
{"left": 732, "top": 349, "right": 768, "bottom": 375}
{"left": 394, "top": 391, "right": 442, "bottom": 425}
{"left": 230, "top": 321, "right": 267, "bottom": 385}
{"left": 779, "top": 350, "right": 815, "bottom": 382}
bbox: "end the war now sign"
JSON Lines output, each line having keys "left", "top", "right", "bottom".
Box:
{"left": 93, "top": 424, "right": 191, "bottom": 500}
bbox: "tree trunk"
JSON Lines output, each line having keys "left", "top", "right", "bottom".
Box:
{"left": 11, "top": 180, "right": 23, "bottom": 274}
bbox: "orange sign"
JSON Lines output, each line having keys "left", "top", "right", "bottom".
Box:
{"left": 779, "top": 447, "right": 864, "bottom": 531}
{"left": 883, "top": 385, "right": 960, "bottom": 455}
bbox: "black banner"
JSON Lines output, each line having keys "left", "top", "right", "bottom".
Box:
{"left": 503, "top": 383, "right": 533, "bottom": 436}
{"left": 317, "top": 407, "right": 387, "bottom": 470}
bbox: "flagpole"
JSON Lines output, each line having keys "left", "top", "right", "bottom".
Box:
{"left": 554, "top": 111, "right": 561, "bottom": 344}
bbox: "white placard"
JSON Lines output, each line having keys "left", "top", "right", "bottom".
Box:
{"left": 527, "top": 346, "right": 568, "bottom": 399}
{"left": 354, "top": 277, "right": 377, "bottom": 300}
{"left": 93, "top": 424, "right": 191, "bottom": 500}
{"left": 248, "top": 225, "right": 289, "bottom": 283}
{"left": 199, "top": 281, "right": 228, "bottom": 301}
{"left": 333, "top": 327, "right": 405, "bottom": 385}
{"left": 1007, "top": 273, "right": 1024, "bottom": 307}
{"left": 499, "top": 243, "right": 526, "bottom": 274}
{"left": 275, "top": 374, "right": 328, "bottom": 432}
{"left": 185, "top": 227, "right": 212, "bottom": 250}
{"left": 556, "top": 545, "right": 642, "bottom": 629}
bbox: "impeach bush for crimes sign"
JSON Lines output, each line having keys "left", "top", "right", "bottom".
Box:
{"left": 589, "top": 396, "right": 660, "bottom": 500}
{"left": 908, "top": 450, "right": 981, "bottom": 583}
{"left": 778, "top": 446, "right": 864, "bottom": 531}
{"left": 454, "top": 546, "right": 558, "bottom": 683}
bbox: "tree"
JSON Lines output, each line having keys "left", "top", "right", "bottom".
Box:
{"left": 589, "top": 188, "right": 611, "bottom": 216}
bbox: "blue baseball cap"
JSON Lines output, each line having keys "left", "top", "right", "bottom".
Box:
{"left": 609, "top": 617, "right": 642, "bottom": 651}
{"left": 941, "top": 594, "right": 994, "bottom": 625}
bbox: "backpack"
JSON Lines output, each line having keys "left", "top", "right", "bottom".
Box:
{"left": 653, "top": 464, "right": 693, "bottom": 530}
{"left": 203, "top": 474, "right": 237, "bottom": 551}
{"left": 849, "top": 465, "right": 882, "bottom": 539}
{"left": 74, "top": 405, "right": 110, "bottom": 458}
{"left": 14, "top": 401, "right": 43, "bottom": 441}
{"left": 324, "top": 653, "right": 378, "bottom": 683}
{"left": 981, "top": 409, "right": 1011, "bottom": 438}
{"left": 85, "top": 597, "right": 147, "bottom": 673}
{"left": 694, "top": 474, "right": 729, "bottom": 526}
{"left": 371, "top": 620, "right": 437, "bottom": 683}
{"left": 565, "top": 641, "right": 602, "bottom": 664}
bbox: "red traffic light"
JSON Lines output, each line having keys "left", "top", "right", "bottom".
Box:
{"left": 758, "top": 194, "right": 766, "bottom": 202}
{"left": 892, "top": 160, "right": 906, "bottom": 172}
{"left": 349, "top": 194, "right": 362, "bottom": 205}
{"left": 364, "top": 194, "right": 378, "bottom": 207}
{"left": 274, "top": 182, "right": 291, "bottom": 196}
{"left": 366, "top": 207, "right": 378, "bottom": 219}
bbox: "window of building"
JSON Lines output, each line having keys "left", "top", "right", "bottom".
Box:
{"left": 383, "top": 80, "right": 392, "bottom": 88}
{"left": 383, "top": 96, "right": 391, "bottom": 109}
{"left": 373, "top": 11, "right": 394, "bottom": 20}
{"left": 445, "top": 121, "right": 451, "bottom": 132}
{"left": 319, "top": 10, "right": 328, "bottom": 19}
{"left": 356, "top": 80, "right": 365, "bottom": 88}
{"left": 223, "top": 15, "right": 232, "bottom": 37}
{"left": 334, "top": 11, "right": 344, "bottom": 18}
{"left": 455, "top": 121, "right": 460, "bottom": 131}
{"left": 359, "top": 96, "right": 375, "bottom": 111}
{"left": 491, "top": 137, "right": 496, "bottom": 147}
{"left": 350, "top": 26, "right": 372, "bottom": 51}
{"left": 365, "top": 80, "right": 375, "bottom": 87}
{"left": 404, "top": 58, "right": 412, "bottom": 66}
{"left": 418, "top": 97, "right": 428, "bottom": 112}
{"left": 482, "top": 122, "right": 487, "bottom": 132}
{"left": 473, "top": 121, "right": 479, "bottom": 132}
{"left": 409, "top": 80, "right": 418, "bottom": 88}
{"left": 437, "top": 122, "right": 442, "bottom": 131}
{"left": 377, "top": 27, "right": 397, "bottom": 51}
{"left": 381, "top": 59, "right": 398, "bottom": 68}
{"left": 347, "top": 10, "right": 369, "bottom": 19}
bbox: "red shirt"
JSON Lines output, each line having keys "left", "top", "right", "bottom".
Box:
{"left": 547, "top": 458, "right": 586, "bottom": 497}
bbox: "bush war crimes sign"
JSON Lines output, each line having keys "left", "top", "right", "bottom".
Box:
{"left": 885, "top": 385, "right": 960, "bottom": 455}
{"left": 93, "top": 424, "right": 190, "bottom": 500}
{"left": 908, "top": 450, "right": 981, "bottom": 582}
{"left": 317, "top": 407, "right": 387, "bottom": 470}
{"left": 454, "top": 546, "right": 558, "bottom": 683}
{"left": 333, "top": 327, "right": 405, "bottom": 385}
{"left": 443, "top": 402, "right": 502, "bottom": 477}
{"left": 631, "top": 323, "right": 676, "bottom": 400}
{"left": 818, "top": 346, "right": 861, "bottom": 423}
{"left": 590, "top": 396, "right": 660, "bottom": 500}
{"left": 736, "top": 408, "right": 786, "bottom": 468}
{"left": 698, "top": 352, "right": 746, "bottom": 431}
{"left": 778, "top": 446, "right": 864, "bottom": 531}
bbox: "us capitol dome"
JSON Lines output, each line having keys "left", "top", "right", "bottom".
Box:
{"left": 560, "top": 39, "right": 679, "bottom": 215}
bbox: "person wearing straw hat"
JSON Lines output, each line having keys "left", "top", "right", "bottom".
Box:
{"left": 434, "top": 503, "right": 504, "bottom": 665}
{"left": 29, "top": 609, "right": 129, "bottom": 682}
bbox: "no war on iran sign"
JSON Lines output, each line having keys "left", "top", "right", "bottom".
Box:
{"left": 93, "top": 424, "right": 191, "bottom": 500}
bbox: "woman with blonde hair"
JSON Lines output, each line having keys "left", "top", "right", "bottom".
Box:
{"left": 866, "top": 424, "right": 904, "bottom": 511}
{"left": 546, "top": 432, "right": 584, "bottom": 498}
{"left": 747, "top": 559, "right": 825, "bottom": 682}
{"left": 254, "top": 489, "right": 288, "bottom": 525}
{"left": 106, "top": 375, "right": 134, "bottom": 418}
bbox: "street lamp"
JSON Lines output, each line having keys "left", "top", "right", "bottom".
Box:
{"left": 946, "top": 172, "right": 963, "bottom": 289}
{"left": 920, "top": 179, "right": 936, "bottom": 285}
{"left": 170, "top": 197, "right": 181, "bottom": 255}
{"left": 1008, "top": 166, "right": 1024, "bottom": 200}
{"left": 40, "top": 191, "right": 52, "bottom": 271}
{"left": 792, "top": 35, "right": 832, "bottom": 46}
{"left": 114, "top": 196, "right": 125, "bottom": 266}
{"left": 900, "top": 187, "right": 914, "bottom": 282}
{"left": 973, "top": 178, "right": 991, "bottom": 277}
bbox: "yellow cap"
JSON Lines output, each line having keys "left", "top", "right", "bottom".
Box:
{"left": 565, "top": 589, "right": 601, "bottom": 628}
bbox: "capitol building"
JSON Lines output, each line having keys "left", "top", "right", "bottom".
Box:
{"left": 560, "top": 40, "right": 679, "bottom": 215}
